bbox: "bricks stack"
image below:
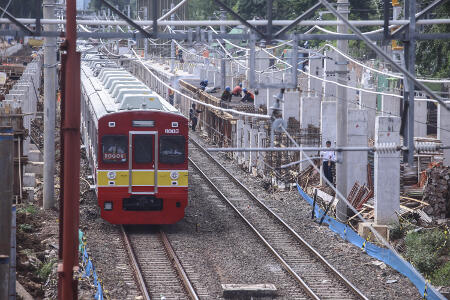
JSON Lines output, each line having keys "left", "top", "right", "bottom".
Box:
{"left": 422, "top": 166, "right": 450, "bottom": 219}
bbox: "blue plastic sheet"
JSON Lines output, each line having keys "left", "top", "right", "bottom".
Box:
{"left": 79, "top": 230, "right": 106, "bottom": 299}
{"left": 296, "top": 185, "right": 445, "bottom": 300}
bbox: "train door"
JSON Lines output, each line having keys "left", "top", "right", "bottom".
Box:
{"left": 128, "top": 131, "right": 158, "bottom": 194}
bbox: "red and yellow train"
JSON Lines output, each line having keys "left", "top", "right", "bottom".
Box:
{"left": 80, "top": 54, "right": 188, "bottom": 224}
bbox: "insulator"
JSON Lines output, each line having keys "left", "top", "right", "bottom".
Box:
{"left": 375, "top": 142, "right": 398, "bottom": 153}
{"left": 415, "top": 142, "right": 438, "bottom": 152}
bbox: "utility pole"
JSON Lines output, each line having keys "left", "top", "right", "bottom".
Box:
{"left": 0, "top": 126, "right": 13, "bottom": 300}
{"left": 170, "top": 2, "right": 175, "bottom": 72}
{"left": 403, "top": 0, "right": 416, "bottom": 165}
{"left": 335, "top": 0, "right": 349, "bottom": 222}
{"left": 220, "top": 9, "right": 226, "bottom": 90}
{"left": 43, "top": 0, "right": 57, "bottom": 209}
{"left": 143, "top": 6, "right": 148, "bottom": 59}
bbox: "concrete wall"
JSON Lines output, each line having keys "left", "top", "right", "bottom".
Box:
{"left": 284, "top": 90, "right": 300, "bottom": 121}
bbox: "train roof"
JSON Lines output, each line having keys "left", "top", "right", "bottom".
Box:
{"left": 81, "top": 57, "right": 182, "bottom": 120}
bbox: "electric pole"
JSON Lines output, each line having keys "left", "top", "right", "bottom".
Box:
{"left": 170, "top": 2, "right": 175, "bottom": 72}
{"left": 220, "top": 9, "right": 226, "bottom": 90}
{"left": 335, "top": 0, "right": 349, "bottom": 222}
{"left": 43, "top": 0, "right": 57, "bottom": 209}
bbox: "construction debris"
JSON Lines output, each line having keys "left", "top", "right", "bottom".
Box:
{"left": 422, "top": 165, "right": 450, "bottom": 219}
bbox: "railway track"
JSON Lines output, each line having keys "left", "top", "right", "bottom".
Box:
{"left": 121, "top": 226, "right": 199, "bottom": 300}
{"left": 189, "top": 137, "right": 368, "bottom": 300}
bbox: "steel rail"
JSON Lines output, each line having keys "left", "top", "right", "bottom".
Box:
{"left": 159, "top": 230, "right": 200, "bottom": 300}
{"left": 188, "top": 157, "right": 319, "bottom": 300}
{"left": 189, "top": 137, "right": 368, "bottom": 300}
{"left": 121, "top": 226, "right": 151, "bottom": 300}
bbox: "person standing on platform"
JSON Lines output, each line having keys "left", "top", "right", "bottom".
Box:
{"left": 189, "top": 103, "right": 203, "bottom": 131}
{"left": 321, "top": 140, "right": 336, "bottom": 186}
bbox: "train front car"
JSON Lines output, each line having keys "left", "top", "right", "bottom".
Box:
{"left": 81, "top": 53, "right": 189, "bottom": 224}
{"left": 97, "top": 110, "right": 188, "bottom": 224}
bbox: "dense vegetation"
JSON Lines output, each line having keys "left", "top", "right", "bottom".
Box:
{"left": 0, "top": 0, "right": 448, "bottom": 77}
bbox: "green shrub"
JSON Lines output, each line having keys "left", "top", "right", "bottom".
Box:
{"left": 404, "top": 229, "right": 449, "bottom": 276}
{"left": 431, "top": 261, "right": 450, "bottom": 286}
{"left": 18, "top": 223, "right": 33, "bottom": 233}
{"left": 37, "top": 259, "right": 56, "bottom": 281}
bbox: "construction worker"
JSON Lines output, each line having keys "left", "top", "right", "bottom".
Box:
{"left": 189, "top": 103, "right": 203, "bottom": 131}
{"left": 168, "top": 85, "right": 175, "bottom": 105}
{"left": 320, "top": 140, "right": 336, "bottom": 186}
{"left": 199, "top": 79, "right": 208, "bottom": 91}
{"left": 241, "top": 88, "right": 254, "bottom": 103}
{"left": 232, "top": 83, "right": 243, "bottom": 97}
{"left": 220, "top": 86, "right": 232, "bottom": 108}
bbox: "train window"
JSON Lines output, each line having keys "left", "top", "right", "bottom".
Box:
{"left": 134, "top": 135, "right": 153, "bottom": 163}
{"left": 102, "top": 135, "right": 127, "bottom": 163}
{"left": 160, "top": 136, "right": 185, "bottom": 164}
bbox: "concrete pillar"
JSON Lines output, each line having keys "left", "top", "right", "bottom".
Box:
{"left": 439, "top": 103, "right": 450, "bottom": 166}
{"left": 323, "top": 51, "right": 337, "bottom": 101}
{"left": 283, "top": 90, "right": 300, "bottom": 121}
{"left": 374, "top": 116, "right": 401, "bottom": 225}
{"left": 236, "top": 119, "right": 243, "bottom": 162}
{"left": 347, "top": 69, "right": 359, "bottom": 109}
{"left": 243, "top": 123, "right": 250, "bottom": 165}
{"left": 347, "top": 110, "right": 368, "bottom": 193}
{"left": 249, "top": 127, "right": 257, "bottom": 172}
{"left": 360, "top": 89, "right": 377, "bottom": 140}
{"left": 321, "top": 101, "right": 337, "bottom": 147}
{"left": 414, "top": 100, "right": 427, "bottom": 138}
{"left": 300, "top": 96, "right": 321, "bottom": 170}
{"left": 308, "top": 56, "right": 322, "bottom": 97}
{"left": 382, "top": 94, "right": 401, "bottom": 117}
{"left": 257, "top": 126, "right": 266, "bottom": 176}
{"left": 0, "top": 127, "right": 13, "bottom": 300}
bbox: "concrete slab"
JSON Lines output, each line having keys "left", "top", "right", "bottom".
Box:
{"left": 28, "top": 150, "right": 42, "bottom": 162}
{"left": 358, "top": 222, "right": 389, "bottom": 241}
{"left": 222, "top": 284, "right": 277, "bottom": 298}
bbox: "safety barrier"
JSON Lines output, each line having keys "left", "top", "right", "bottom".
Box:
{"left": 78, "top": 230, "right": 108, "bottom": 300}
{"left": 296, "top": 185, "right": 445, "bottom": 300}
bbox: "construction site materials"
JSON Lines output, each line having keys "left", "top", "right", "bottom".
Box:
{"left": 422, "top": 165, "right": 450, "bottom": 219}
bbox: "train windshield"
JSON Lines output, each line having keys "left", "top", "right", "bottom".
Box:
{"left": 102, "top": 135, "right": 127, "bottom": 163}
{"left": 160, "top": 136, "right": 185, "bottom": 164}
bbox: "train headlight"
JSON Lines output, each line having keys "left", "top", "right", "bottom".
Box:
{"left": 170, "top": 171, "right": 179, "bottom": 180}
{"left": 104, "top": 202, "right": 113, "bottom": 211}
{"left": 107, "top": 171, "right": 116, "bottom": 180}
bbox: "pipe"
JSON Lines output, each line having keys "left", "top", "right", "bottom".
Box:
{"left": 61, "top": 0, "right": 81, "bottom": 298}
{"left": 0, "top": 126, "right": 13, "bottom": 300}
{"left": 2, "top": 18, "right": 450, "bottom": 26}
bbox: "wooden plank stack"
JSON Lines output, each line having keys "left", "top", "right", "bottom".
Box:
{"left": 422, "top": 165, "right": 450, "bottom": 219}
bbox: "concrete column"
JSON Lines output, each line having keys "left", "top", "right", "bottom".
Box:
{"left": 243, "top": 123, "right": 250, "bottom": 164}
{"left": 321, "top": 101, "right": 337, "bottom": 147}
{"left": 382, "top": 94, "right": 401, "bottom": 117}
{"left": 0, "top": 127, "right": 13, "bottom": 300}
{"left": 283, "top": 90, "right": 300, "bottom": 121}
{"left": 236, "top": 119, "right": 243, "bottom": 162}
{"left": 347, "top": 110, "right": 368, "bottom": 193}
{"left": 43, "top": 0, "right": 57, "bottom": 209}
{"left": 374, "top": 116, "right": 401, "bottom": 225}
{"left": 439, "top": 103, "right": 450, "bottom": 166}
{"left": 347, "top": 69, "right": 359, "bottom": 109}
{"left": 249, "top": 127, "right": 257, "bottom": 172}
{"left": 323, "top": 50, "right": 337, "bottom": 101}
{"left": 308, "top": 55, "right": 322, "bottom": 97}
{"left": 360, "top": 89, "right": 377, "bottom": 140}
{"left": 300, "top": 96, "right": 321, "bottom": 170}
{"left": 414, "top": 100, "right": 427, "bottom": 137}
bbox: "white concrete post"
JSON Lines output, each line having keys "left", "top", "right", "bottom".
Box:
{"left": 320, "top": 101, "right": 337, "bottom": 185}
{"left": 374, "top": 116, "right": 401, "bottom": 225}
{"left": 347, "top": 110, "right": 368, "bottom": 193}
{"left": 360, "top": 89, "right": 377, "bottom": 140}
{"left": 414, "top": 100, "right": 427, "bottom": 137}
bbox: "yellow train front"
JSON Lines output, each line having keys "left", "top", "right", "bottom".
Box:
{"left": 81, "top": 53, "right": 188, "bottom": 224}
